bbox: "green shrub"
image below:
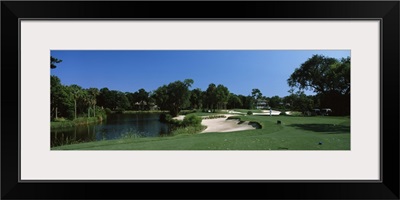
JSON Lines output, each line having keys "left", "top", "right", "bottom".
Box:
{"left": 247, "top": 111, "right": 253, "bottom": 115}
{"left": 202, "top": 115, "right": 226, "bottom": 119}
{"left": 114, "top": 108, "right": 125, "bottom": 114}
{"left": 171, "top": 125, "right": 205, "bottom": 135}
{"left": 73, "top": 117, "right": 88, "bottom": 125}
{"left": 291, "top": 111, "right": 303, "bottom": 116}
{"left": 86, "top": 117, "right": 99, "bottom": 124}
{"left": 95, "top": 108, "right": 107, "bottom": 120}
{"left": 159, "top": 113, "right": 184, "bottom": 127}
{"left": 72, "top": 117, "right": 102, "bottom": 125}
{"left": 159, "top": 113, "right": 173, "bottom": 122}
{"left": 96, "top": 115, "right": 104, "bottom": 121}
{"left": 50, "top": 121, "right": 75, "bottom": 129}
{"left": 182, "top": 114, "right": 202, "bottom": 127}
{"left": 227, "top": 116, "right": 241, "bottom": 120}
{"left": 104, "top": 108, "right": 112, "bottom": 115}
{"left": 54, "top": 117, "right": 67, "bottom": 122}
{"left": 171, "top": 119, "right": 183, "bottom": 126}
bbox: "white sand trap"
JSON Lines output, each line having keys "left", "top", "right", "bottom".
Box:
{"left": 172, "top": 115, "right": 185, "bottom": 120}
{"left": 253, "top": 110, "right": 281, "bottom": 116}
{"left": 173, "top": 114, "right": 257, "bottom": 133}
{"left": 201, "top": 114, "right": 256, "bottom": 133}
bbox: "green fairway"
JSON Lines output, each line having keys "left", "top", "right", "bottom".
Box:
{"left": 52, "top": 115, "right": 350, "bottom": 150}
{"left": 233, "top": 109, "right": 263, "bottom": 113}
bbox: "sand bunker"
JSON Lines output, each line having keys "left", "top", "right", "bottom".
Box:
{"left": 173, "top": 114, "right": 257, "bottom": 133}
{"left": 201, "top": 114, "right": 257, "bottom": 133}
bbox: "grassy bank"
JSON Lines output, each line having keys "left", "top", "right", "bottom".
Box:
{"left": 52, "top": 115, "right": 350, "bottom": 150}
{"left": 170, "top": 125, "right": 207, "bottom": 135}
{"left": 51, "top": 116, "right": 105, "bottom": 129}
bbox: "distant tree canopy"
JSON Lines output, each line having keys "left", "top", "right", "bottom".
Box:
{"left": 51, "top": 76, "right": 106, "bottom": 120}
{"left": 227, "top": 93, "right": 242, "bottom": 109}
{"left": 51, "top": 75, "right": 73, "bottom": 119}
{"left": 51, "top": 54, "right": 351, "bottom": 120}
{"left": 205, "top": 83, "right": 217, "bottom": 112}
{"left": 283, "top": 92, "right": 316, "bottom": 113}
{"left": 189, "top": 88, "right": 203, "bottom": 109}
{"left": 97, "top": 88, "right": 130, "bottom": 111}
{"left": 125, "top": 88, "right": 151, "bottom": 110}
{"left": 215, "top": 84, "right": 230, "bottom": 110}
{"left": 267, "top": 95, "right": 282, "bottom": 109}
{"left": 202, "top": 83, "right": 230, "bottom": 112}
{"left": 288, "top": 55, "right": 350, "bottom": 115}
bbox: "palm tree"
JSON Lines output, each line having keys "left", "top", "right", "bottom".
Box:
{"left": 70, "top": 85, "right": 83, "bottom": 120}
{"left": 88, "top": 88, "right": 99, "bottom": 117}
{"left": 82, "top": 92, "right": 91, "bottom": 117}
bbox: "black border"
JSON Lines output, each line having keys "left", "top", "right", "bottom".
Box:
{"left": 2, "top": 1, "right": 399, "bottom": 199}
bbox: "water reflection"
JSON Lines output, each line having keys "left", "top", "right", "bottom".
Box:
{"left": 51, "top": 113, "right": 170, "bottom": 147}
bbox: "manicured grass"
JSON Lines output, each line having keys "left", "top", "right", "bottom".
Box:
{"left": 233, "top": 109, "right": 264, "bottom": 114}
{"left": 52, "top": 115, "right": 350, "bottom": 150}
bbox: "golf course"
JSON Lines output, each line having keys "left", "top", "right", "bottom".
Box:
{"left": 50, "top": 51, "right": 351, "bottom": 151}
{"left": 51, "top": 113, "right": 350, "bottom": 150}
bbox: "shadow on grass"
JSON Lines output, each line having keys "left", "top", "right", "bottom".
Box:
{"left": 289, "top": 124, "right": 350, "bottom": 134}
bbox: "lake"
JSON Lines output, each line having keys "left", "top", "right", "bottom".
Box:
{"left": 51, "top": 113, "right": 171, "bottom": 147}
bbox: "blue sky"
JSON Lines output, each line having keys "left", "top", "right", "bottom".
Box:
{"left": 51, "top": 50, "right": 350, "bottom": 97}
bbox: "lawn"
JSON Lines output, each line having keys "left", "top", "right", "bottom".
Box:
{"left": 233, "top": 109, "right": 264, "bottom": 113}
{"left": 52, "top": 115, "right": 350, "bottom": 150}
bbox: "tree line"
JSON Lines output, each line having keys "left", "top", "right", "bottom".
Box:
{"left": 50, "top": 54, "right": 350, "bottom": 120}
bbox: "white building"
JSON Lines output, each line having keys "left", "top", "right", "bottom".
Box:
{"left": 255, "top": 100, "right": 268, "bottom": 109}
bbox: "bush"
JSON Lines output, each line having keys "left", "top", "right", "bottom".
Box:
{"left": 159, "top": 113, "right": 172, "bottom": 122}
{"left": 202, "top": 115, "right": 226, "bottom": 119}
{"left": 227, "top": 116, "right": 241, "bottom": 120}
{"left": 247, "top": 111, "right": 253, "bottom": 115}
{"left": 171, "top": 125, "right": 205, "bottom": 135}
{"left": 171, "top": 119, "right": 183, "bottom": 126}
{"left": 104, "top": 108, "right": 112, "bottom": 115}
{"left": 159, "top": 113, "right": 185, "bottom": 127}
{"left": 182, "top": 114, "right": 202, "bottom": 127}
{"left": 54, "top": 117, "right": 67, "bottom": 122}
{"left": 114, "top": 108, "right": 125, "bottom": 114}
{"left": 50, "top": 120, "right": 75, "bottom": 129}
{"left": 95, "top": 107, "right": 107, "bottom": 120}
